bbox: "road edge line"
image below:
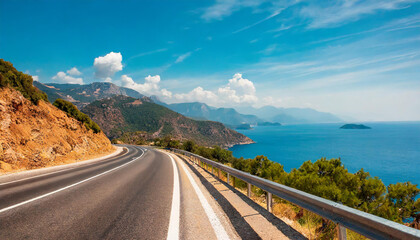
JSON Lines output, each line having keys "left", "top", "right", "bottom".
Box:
{"left": 168, "top": 151, "right": 230, "bottom": 240}
{"left": 166, "top": 152, "right": 181, "bottom": 240}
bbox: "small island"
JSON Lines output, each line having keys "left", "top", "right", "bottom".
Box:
{"left": 340, "top": 124, "right": 371, "bottom": 129}
{"left": 257, "top": 122, "right": 282, "bottom": 126}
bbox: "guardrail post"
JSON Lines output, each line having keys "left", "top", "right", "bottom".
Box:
{"left": 337, "top": 224, "right": 347, "bottom": 240}
{"left": 266, "top": 192, "right": 272, "bottom": 213}
{"left": 247, "top": 183, "right": 251, "bottom": 198}
{"left": 227, "top": 173, "right": 230, "bottom": 184}
{"left": 218, "top": 168, "right": 221, "bottom": 179}
{"left": 211, "top": 165, "right": 213, "bottom": 174}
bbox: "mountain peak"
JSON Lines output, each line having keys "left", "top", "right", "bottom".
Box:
{"left": 34, "top": 81, "right": 144, "bottom": 109}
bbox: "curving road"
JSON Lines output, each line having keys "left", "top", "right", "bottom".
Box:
{"left": 0, "top": 145, "right": 235, "bottom": 240}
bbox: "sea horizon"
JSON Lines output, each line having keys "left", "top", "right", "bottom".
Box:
{"left": 229, "top": 121, "right": 420, "bottom": 186}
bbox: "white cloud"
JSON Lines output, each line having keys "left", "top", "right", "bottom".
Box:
{"left": 32, "top": 76, "right": 39, "bottom": 81}
{"left": 201, "top": 0, "right": 241, "bottom": 21}
{"left": 174, "top": 87, "right": 218, "bottom": 103}
{"left": 175, "top": 52, "right": 192, "bottom": 63}
{"left": 94, "top": 52, "right": 123, "bottom": 80}
{"left": 259, "top": 44, "right": 277, "bottom": 55}
{"left": 120, "top": 73, "right": 259, "bottom": 107}
{"left": 232, "top": 9, "right": 283, "bottom": 34}
{"left": 66, "top": 67, "right": 82, "bottom": 76}
{"left": 226, "top": 73, "right": 256, "bottom": 95}
{"left": 160, "top": 88, "right": 173, "bottom": 98}
{"left": 172, "top": 73, "right": 258, "bottom": 106}
{"left": 128, "top": 48, "right": 168, "bottom": 61}
{"left": 52, "top": 71, "right": 83, "bottom": 84}
{"left": 269, "top": 24, "right": 292, "bottom": 32}
{"left": 120, "top": 74, "right": 172, "bottom": 99}
{"left": 201, "top": 0, "right": 268, "bottom": 21}
{"left": 301, "top": 0, "right": 419, "bottom": 29}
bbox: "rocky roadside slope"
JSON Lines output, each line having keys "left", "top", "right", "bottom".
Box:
{"left": 0, "top": 87, "right": 114, "bottom": 173}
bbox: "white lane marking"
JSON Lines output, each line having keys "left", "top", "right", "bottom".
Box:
{"left": 0, "top": 148, "right": 144, "bottom": 214}
{"left": 166, "top": 152, "right": 230, "bottom": 240}
{"left": 0, "top": 148, "right": 129, "bottom": 186}
{"left": 0, "top": 168, "right": 71, "bottom": 186}
{"left": 166, "top": 153, "right": 180, "bottom": 240}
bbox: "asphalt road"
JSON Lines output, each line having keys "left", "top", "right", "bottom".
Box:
{"left": 0, "top": 145, "right": 236, "bottom": 240}
{"left": 0, "top": 146, "right": 170, "bottom": 239}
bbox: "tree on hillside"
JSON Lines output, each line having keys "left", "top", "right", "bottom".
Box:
{"left": 182, "top": 140, "right": 196, "bottom": 152}
{"left": 0, "top": 59, "right": 48, "bottom": 104}
{"left": 387, "top": 182, "right": 420, "bottom": 221}
{"left": 53, "top": 98, "right": 101, "bottom": 133}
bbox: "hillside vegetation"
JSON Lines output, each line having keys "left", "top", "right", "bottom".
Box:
{"left": 163, "top": 140, "right": 420, "bottom": 233}
{"left": 0, "top": 59, "right": 48, "bottom": 104}
{"left": 82, "top": 95, "right": 254, "bottom": 147}
{"left": 53, "top": 99, "right": 101, "bottom": 133}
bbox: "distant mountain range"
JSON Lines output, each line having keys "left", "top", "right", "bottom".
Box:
{"left": 34, "top": 81, "right": 342, "bottom": 126}
{"left": 235, "top": 105, "right": 342, "bottom": 124}
{"left": 153, "top": 96, "right": 342, "bottom": 126}
{"left": 82, "top": 95, "right": 253, "bottom": 147}
{"left": 34, "top": 81, "right": 144, "bottom": 109}
{"left": 153, "top": 100, "right": 265, "bottom": 126}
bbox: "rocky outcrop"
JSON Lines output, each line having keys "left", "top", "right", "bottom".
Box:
{"left": 0, "top": 87, "right": 114, "bottom": 173}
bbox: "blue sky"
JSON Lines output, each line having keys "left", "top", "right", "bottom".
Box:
{"left": 1, "top": 0, "right": 419, "bottom": 121}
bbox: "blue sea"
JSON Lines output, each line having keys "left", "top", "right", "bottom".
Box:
{"left": 229, "top": 122, "right": 420, "bottom": 186}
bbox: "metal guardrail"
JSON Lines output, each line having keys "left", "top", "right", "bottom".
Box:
{"left": 170, "top": 148, "right": 420, "bottom": 240}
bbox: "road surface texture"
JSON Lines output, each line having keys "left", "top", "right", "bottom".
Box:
{"left": 0, "top": 145, "right": 241, "bottom": 239}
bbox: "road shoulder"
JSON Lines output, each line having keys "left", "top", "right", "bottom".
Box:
{"left": 173, "top": 152, "right": 307, "bottom": 240}
{"left": 163, "top": 150, "right": 240, "bottom": 240}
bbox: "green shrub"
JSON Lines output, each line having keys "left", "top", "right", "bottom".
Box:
{"left": 168, "top": 140, "right": 420, "bottom": 228}
{"left": 0, "top": 59, "right": 48, "bottom": 104}
{"left": 53, "top": 98, "right": 101, "bottom": 133}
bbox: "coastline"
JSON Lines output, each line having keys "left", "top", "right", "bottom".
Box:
{"left": 225, "top": 139, "right": 255, "bottom": 149}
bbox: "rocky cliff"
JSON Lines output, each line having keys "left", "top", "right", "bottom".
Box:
{"left": 0, "top": 87, "right": 114, "bottom": 173}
